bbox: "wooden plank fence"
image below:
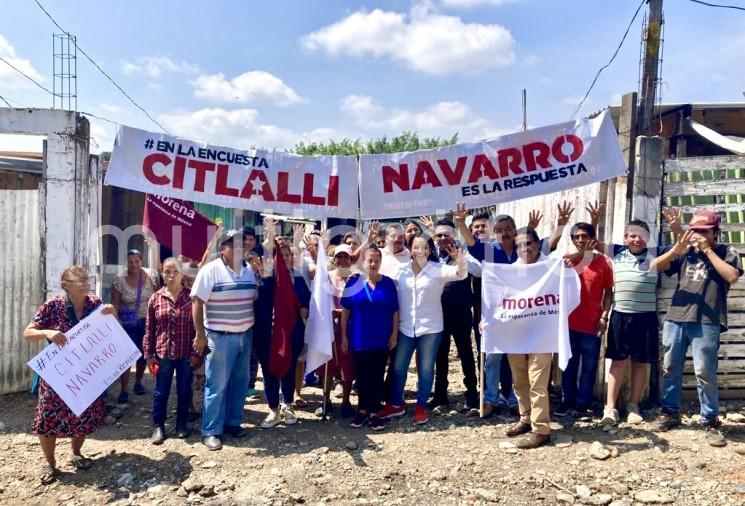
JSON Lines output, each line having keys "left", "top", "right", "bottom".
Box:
{"left": 661, "top": 155, "right": 745, "bottom": 399}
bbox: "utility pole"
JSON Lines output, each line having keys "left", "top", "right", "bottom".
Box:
{"left": 633, "top": 0, "right": 665, "bottom": 406}
{"left": 637, "top": 0, "right": 663, "bottom": 136}
{"left": 521, "top": 89, "right": 527, "bottom": 131}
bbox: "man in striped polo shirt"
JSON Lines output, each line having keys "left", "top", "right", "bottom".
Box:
{"left": 191, "top": 229, "right": 259, "bottom": 451}
{"left": 601, "top": 219, "right": 668, "bottom": 426}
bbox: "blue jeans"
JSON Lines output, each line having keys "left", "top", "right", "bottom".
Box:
{"left": 484, "top": 353, "right": 517, "bottom": 408}
{"left": 202, "top": 329, "right": 253, "bottom": 437}
{"left": 391, "top": 332, "right": 443, "bottom": 407}
{"left": 661, "top": 321, "right": 720, "bottom": 422}
{"left": 561, "top": 331, "right": 601, "bottom": 408}
{"left": 152, "top": 357, "right": 193, "bottom": 427}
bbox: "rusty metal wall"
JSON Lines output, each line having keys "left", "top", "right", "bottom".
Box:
{"left": 0, "top": 189, "right": 43, "bottom": 394}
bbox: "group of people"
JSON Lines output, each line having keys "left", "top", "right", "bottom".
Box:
{"left": 24, "top": 202, "right": 742, "bottom": 483}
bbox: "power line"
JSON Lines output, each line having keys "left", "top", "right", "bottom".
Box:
{"left": 32, "top": 0, "right": 170, "bottom": 133}
{"left": 571, "top": 0, "right": 646, "bottom": 119}
{"left": 0, "top": 55, "right": 55, "bottom": 95}
{"left": 0, "top": 95, "right": 12, "bottom": 107}
{"left": 80, "top": 110, "right": 120, "bottom": 126}
{"left": 689, "top": 0, "right": 745, "bottom": 11}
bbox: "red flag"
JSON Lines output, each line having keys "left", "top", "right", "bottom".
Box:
{"left": 142, "top": 194, "right": 216, "bottom": 261}
{"left": 268, "top": 246, "right": 301, "bottom": 378}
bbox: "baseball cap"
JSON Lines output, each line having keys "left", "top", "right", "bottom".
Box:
{"left": 218, "top": 229, "right": 245, "bottom": 246}
{"left": 333, "top": 244, "right": 354, "bottom": 257}
{"left": 689, "top": 210, "right": 720, "bottom": 230}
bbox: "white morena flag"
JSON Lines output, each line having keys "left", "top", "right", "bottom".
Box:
{"left": 304, "top": 237, "right": 335, "bottom": 374}
{"left": 481, "top": 257, "right": 581, "bottom": 370}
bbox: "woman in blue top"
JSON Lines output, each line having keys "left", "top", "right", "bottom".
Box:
{"left": 341, "top": 246, "right": 399, "bottom": 431}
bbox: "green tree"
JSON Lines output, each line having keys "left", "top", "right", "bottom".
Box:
{"left": 294, "top": 131, "right": 458, "bottom": 156}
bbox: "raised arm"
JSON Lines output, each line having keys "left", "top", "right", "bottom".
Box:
{"left": 261, "top": 217, "right": 277, "bottom": 260}
{"left": 452, "top": 202, "right": 476, "bottom": 247}
{"left": 585, "top": 200, "right": 613, "bottom": 256}
{"left": 547, "top": 201, "right": 575, "bottom": 252}
{"left": 652, "top": 230, "right": 693, "bottom": 273}
{"left": 352, "top": 221, "right": 379, "bottom": 261}
{"left": 441, "top": 244, "right": 468, "bottom": 280}
{"left": 661, "top": 207, "right": 684, "bottom": 239}
{"left": 199, "top": 224, "right": 223, "bottom": 268}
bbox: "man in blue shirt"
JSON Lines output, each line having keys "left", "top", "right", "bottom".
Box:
{"left": 454, "top": 202, "right": 573, "bottom": 418}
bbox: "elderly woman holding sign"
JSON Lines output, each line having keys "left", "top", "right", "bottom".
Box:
{"left": 23, "top": 265, "right": 115, "bottom": 485}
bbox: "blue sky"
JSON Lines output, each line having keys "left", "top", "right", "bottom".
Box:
{"left": 2, "top": 0, "right": 744, "bottom": 153}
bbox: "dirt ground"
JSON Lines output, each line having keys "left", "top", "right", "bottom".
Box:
{"left": 1, "top": 354, "right": 745, "bottom": 506}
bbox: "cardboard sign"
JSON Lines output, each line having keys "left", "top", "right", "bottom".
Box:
{"left": 28, "top": 308, "right": 141, "bottom": 416}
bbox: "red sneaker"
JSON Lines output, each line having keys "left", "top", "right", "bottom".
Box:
{"left": 414, "top": 405, "right": 429, "bottom": 425}
{"left": 376, "top": 404, "right": 405, "bottom": 419}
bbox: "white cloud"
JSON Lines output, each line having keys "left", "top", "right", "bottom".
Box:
{"left": 340, "top": 94, "right": 510, "bottom": 142}
{"left": 121, "top": 56, "right": 199, "bottom": 78}
{"left": 302, "top": 6, "right": 515, "bottom": 75}
{"left": 0, "top": 34, "right": 45, "bottom": 90}
{"left": 191, "top": 71, "right": 302, "bottom": 106}
{"left": 158, "top": 108, "right": 339, "bottom": 150}
{"left": 439, "top": 0, "right": 513, "bottom": 7}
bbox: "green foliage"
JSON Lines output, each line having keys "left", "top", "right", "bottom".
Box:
{"left": 294, "top": 131, "right": 458, "bottom": 156}
{"left": 99, "top": 151, "right": 112, "bottom": 161}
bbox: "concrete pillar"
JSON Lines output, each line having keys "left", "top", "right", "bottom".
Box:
{"left": 632, "top": 136, "right": 664, "bottom": 246}
{"left": 0, "top": 108, "right": 93, "bottom": 298}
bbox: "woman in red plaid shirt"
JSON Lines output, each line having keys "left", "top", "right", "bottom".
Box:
{"left": 144, "top": 258, "right": 203, "bottom": 444}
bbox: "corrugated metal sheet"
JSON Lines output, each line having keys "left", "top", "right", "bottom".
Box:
{"left": 0, "top": 189, "right": 43, "bottom": 394}
{"left": 492, "top": 182, "right": 603, "bottom": 253}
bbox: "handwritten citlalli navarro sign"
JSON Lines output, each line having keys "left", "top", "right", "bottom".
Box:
{"left": 28, "top": 308, "right": 141, "bottom": 416}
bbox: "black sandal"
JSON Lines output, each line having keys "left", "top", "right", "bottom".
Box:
{"left": 71, "top": 456, "right": 93, "bottom": 470}
{"left": 39, "top": 464, "right": 60, "bottom": 485}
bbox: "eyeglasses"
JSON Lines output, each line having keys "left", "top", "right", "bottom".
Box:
{"left": 516, "top": 241, "right": 534, "bottom": 248}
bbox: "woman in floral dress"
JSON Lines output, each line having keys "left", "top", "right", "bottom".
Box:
{"left": 23, "top": 265, "right": 115, "bottom": 484}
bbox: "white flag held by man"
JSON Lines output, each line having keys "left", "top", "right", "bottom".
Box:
{"left": 304, "top": 238, "right": 335, "bottom": 374}
{"left": 481, "top": 257, "right": 581, "bottom": 370}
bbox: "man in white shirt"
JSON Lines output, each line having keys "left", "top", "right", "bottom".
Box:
{"left": 379, "top": 223, "right": 411, "bottom": 278}
{"left": 191, "top": 229, "right": 259, "bottom": 451}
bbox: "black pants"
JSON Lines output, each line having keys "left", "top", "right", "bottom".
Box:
{"left": 435, "top": 309, "right": 478, "bottom": 403}
{"left": 353, "top": 349, "right": 389, "bottom": 414}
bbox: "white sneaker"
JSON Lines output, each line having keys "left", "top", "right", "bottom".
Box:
{"left": 601, "top": 407, "right": 619, "bottom": 426}
{"left": 626, "top": 403, "right": 643, "bottom": 424}
{"left": 283, "top": 404, "right": 298, "bottom": 425}
{"left": 260, "top": 408, "right": 281, "bottom": 429}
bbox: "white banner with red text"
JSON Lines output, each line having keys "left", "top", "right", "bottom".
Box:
{"left": 481, "top": 257, "right": 581, "bottom": 370}
{"left": 359, "top": 110, "right": 625, "bottom": 219}
{"left": 104, "top": 126, "right": 359, "bottom": 218}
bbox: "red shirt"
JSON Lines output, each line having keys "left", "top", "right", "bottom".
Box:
{"left": 143, "top": 287, "right": 197, "bottom": 360}
{"left": 568, "top": 254, "right": 614, "bottom": 335}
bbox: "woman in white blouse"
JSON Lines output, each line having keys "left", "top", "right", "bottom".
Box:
{"left": 376, "top": 234, "right": 467, "bottom": 425}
